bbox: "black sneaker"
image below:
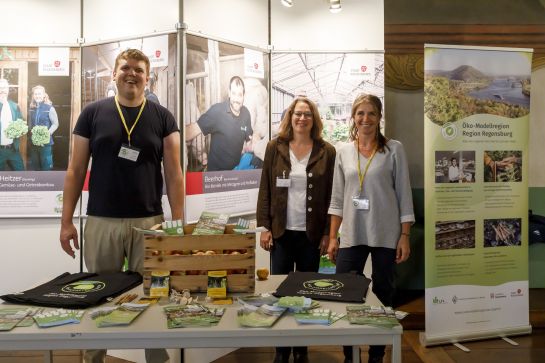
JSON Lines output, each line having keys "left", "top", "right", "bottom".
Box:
{"left": 273, "top": 353, "right": 290, "bottom": 363}
{"left": 294, "top": 351, "right": 309, "bottom": 363}
{"left": 368, "top": 355, "right": 384, "bottom": 363}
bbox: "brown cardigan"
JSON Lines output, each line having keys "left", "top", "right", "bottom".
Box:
{"left": 256, "top": 137, "right": 336, "bottom": 244}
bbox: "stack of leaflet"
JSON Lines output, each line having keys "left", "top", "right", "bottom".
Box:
{"left": 192, "top": 211, "right": 229, "bottom": 235}
{"left": 163, "top": 304, "right": 225, "bottom": 328}
{"left": 0, "top": 308, "right": 33, "bottom": 331}
{"left": 236, "top": 293, "right": 285, "bottom": 328}
{"left": 93, "top": 303, "right": 149, "bottom": 327}
{"left": 276, "top": 296, "right": 318, "bottom": 312}
{"left": 294, "top": 308, "right": 346, "bottom": 326}
{"left": 346, "top": 305, "right": 399, "bottom": 329}
{"left": 33, "top": 308, "right": 85, "bottom": 328}
{"left": 237, "top": 304, "right": 286, "bottom": 328}
{"left": 237, "top": 293, "right": 279, "bottom": 307}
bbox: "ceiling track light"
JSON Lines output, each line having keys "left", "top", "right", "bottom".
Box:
{"left": 281, "top": 0, "right": 293, "bottom": 8}
{"left": 329, "top": 0, "right": 342, "bottom": 13}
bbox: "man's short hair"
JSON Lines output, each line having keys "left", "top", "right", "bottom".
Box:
{"left": 114, "top": 49, "right": 150, "bottom": 76}
{"left": 229, "top": 76, "right": 245, "bottom": 94}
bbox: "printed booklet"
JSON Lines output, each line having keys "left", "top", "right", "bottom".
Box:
{"left": 94, "top": 303, "right": 149, "bottom": 327}
{"left": 0, "top": 307, "right": 33, "bottom": 331}
{"left": 237, "top": 293, "right": 279, "bottom": 307}
{"left": 293, "top": 308, "right": 346, "bottom": 325}
{"left": 346, "top": 305, "right": 399, "bottom": 329}
{"left": 192, "top": 212, "right": 230, "bottom": 235}
{"left": 33, "top": 308, "right": 85, "bottom": 328}
{"left": 163, "top": 304, "right": 225, "bottom": 329}
{"left": 237, "top": 304, "right": 286, "bottom": 328}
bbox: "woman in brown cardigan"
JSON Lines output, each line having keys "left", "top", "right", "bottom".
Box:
{"left": 256, "top": 96, "right": 336, "bottom": 363}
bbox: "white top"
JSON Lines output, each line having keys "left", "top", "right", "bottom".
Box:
{"left": 448, "top": 165, "right": 460, "bottom": 182}
{"left": 0, "top": 104, "right": 13, "bottom": 145}
{"left": 328, "top": 140, "right": 415, "bottom": 249}
{"left": 286, "top": 148, "right": 310, "bottom": 231}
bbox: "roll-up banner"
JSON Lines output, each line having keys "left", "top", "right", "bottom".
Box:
{"left": 422, "top": 44, "right": 532, "bottom": 346}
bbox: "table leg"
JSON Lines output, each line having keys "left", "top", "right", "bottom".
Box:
{"left": 43, "top": 351, "right": 52, "bottom": 363}
{"left": 391, "top": 335, "right": 402, "bottom": 363}
{"left": 352, "top": 345, "right": 360, "bottom": 363}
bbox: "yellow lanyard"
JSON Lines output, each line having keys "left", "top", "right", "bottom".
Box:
{"left": 356, "top": 142, "right": 377, "bottom": 195}
{"left": 114, "top": 96, "right": 146, "bottom": 146}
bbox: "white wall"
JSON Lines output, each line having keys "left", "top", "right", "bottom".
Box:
{"left": 83, "top": 0, "right": 179, "bottom": 43}
{"left": 0, "top": 0, "right": 80, "bottom": 45}
{"left": 271, "top": 0, "right": 384, "bottom": 51}
{"left": 183, "top": 0, "right": 269, "bottom": 49}
{"left": 0, "top": 219, "right": 80, "bottom": 294}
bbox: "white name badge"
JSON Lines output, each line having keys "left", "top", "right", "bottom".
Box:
{"left": 118, "top": 144, "right": 140, "bottom": 162}
{"left": 276, "top": 177, "right": 291, "bottom": 188}
{"left": 352, "top": 196, "right": 370, "bottom": 210}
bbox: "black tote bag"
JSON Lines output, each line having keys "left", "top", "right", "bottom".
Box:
{"left": 274, "top": 271, "right": 371, "bottom": 303}
{"left": 1, "top": 271, "right": 142, "bottom": 308}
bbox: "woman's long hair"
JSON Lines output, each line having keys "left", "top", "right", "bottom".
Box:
{"left": 349, "top": 93, "right": 387, "bottom": 152}
{"left": 29, "top": 85, "right": 52, "bottom": 109}
{"left": 277, "top": 96, "right": 323, "bottom": 141}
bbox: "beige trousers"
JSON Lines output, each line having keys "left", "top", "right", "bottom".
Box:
{"left": 83, "top": 215, "right": 168, "bottom": 363}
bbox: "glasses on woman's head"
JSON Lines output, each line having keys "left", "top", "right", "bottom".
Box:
{"left": 292, "top": 111, "right": 312, "bottom": 119}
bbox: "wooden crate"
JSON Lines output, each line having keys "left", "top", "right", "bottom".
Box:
{"left": 143, "top": 224, "right": 255, "bottom": 295}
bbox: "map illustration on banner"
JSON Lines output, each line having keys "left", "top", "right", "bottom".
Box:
{"left": 184, "top": 34, "right": 269, "bottom": 223}
{"left": 0, "top": 47, "right": 77, "bottom": 217}
{"left": 422, "top": 44, "right": 531, "bottom": 346}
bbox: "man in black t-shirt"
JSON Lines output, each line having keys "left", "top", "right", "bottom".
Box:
{"left": 59, "top": 49, "right": 183, "bottom": 363}
{"left": 186, "top": 76, "right": 253, "bottom": 171}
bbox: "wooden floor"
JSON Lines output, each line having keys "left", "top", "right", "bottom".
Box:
{"left": 2, "top": 289, "right": 544, "bottom": 363}
{"left": 211, "top": 328, "right": 545, "bottom": 363}
{"left": 1, "top": 329, "right": 544, "bottom": 362}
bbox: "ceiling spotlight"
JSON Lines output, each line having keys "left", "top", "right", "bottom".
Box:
{"left": 281, "top": 0, "right": 293, "bottom": 7}
{"left": 329, "top": 0, "right": 342, "bottom": 13}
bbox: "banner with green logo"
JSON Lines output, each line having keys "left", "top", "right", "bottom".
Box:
{"left": 422, "top": 44, "right": 531, "bottom": 346}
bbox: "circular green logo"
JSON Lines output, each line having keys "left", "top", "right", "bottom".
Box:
{"left": 62, "top": 280, "right": 105, "bottom": 294}
{"left": 441, "top": 122, "right": 457, "bottom": 140}
{"left": 303, "top": 279, "right": 344, "bottom": 291}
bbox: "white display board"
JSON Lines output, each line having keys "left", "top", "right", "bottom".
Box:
{"left": 83, "top": 0, "right": 179, "bottom": 43}
{"left": 0, "top": 219, "right": 80, "bottom": 295}
{"left": 271, "top": 0, "right": 384, "bottom": 51}
{"left": 0, "top": 0, "right": 80, "bottom": 45}
{"left": 183, "top": 0, "right": 269, "bottom": 49}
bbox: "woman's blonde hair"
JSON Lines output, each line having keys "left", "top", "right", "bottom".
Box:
{"left": 277, "top": 96, "right": 323, "bottom": 141}
{"left": 30, "top": 85, "right": 52, "bottom": 108}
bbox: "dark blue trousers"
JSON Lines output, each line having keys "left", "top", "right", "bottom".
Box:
{"left": 336, "top": 245, "right": 396, "bottom": 360}
{"left": 271, "top": 230, "right": 320, "bottom": 358}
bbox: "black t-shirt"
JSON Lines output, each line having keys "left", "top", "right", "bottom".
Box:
{"left": 197, "top": 100, "right": 252, "bottom": 171}
{"left": 74, "top": 97, "right": 179, "bottom": 217}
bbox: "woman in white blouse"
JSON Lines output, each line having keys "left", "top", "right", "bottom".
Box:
{"left": 257, "top": 96, "right": 336, "bottom": 363}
